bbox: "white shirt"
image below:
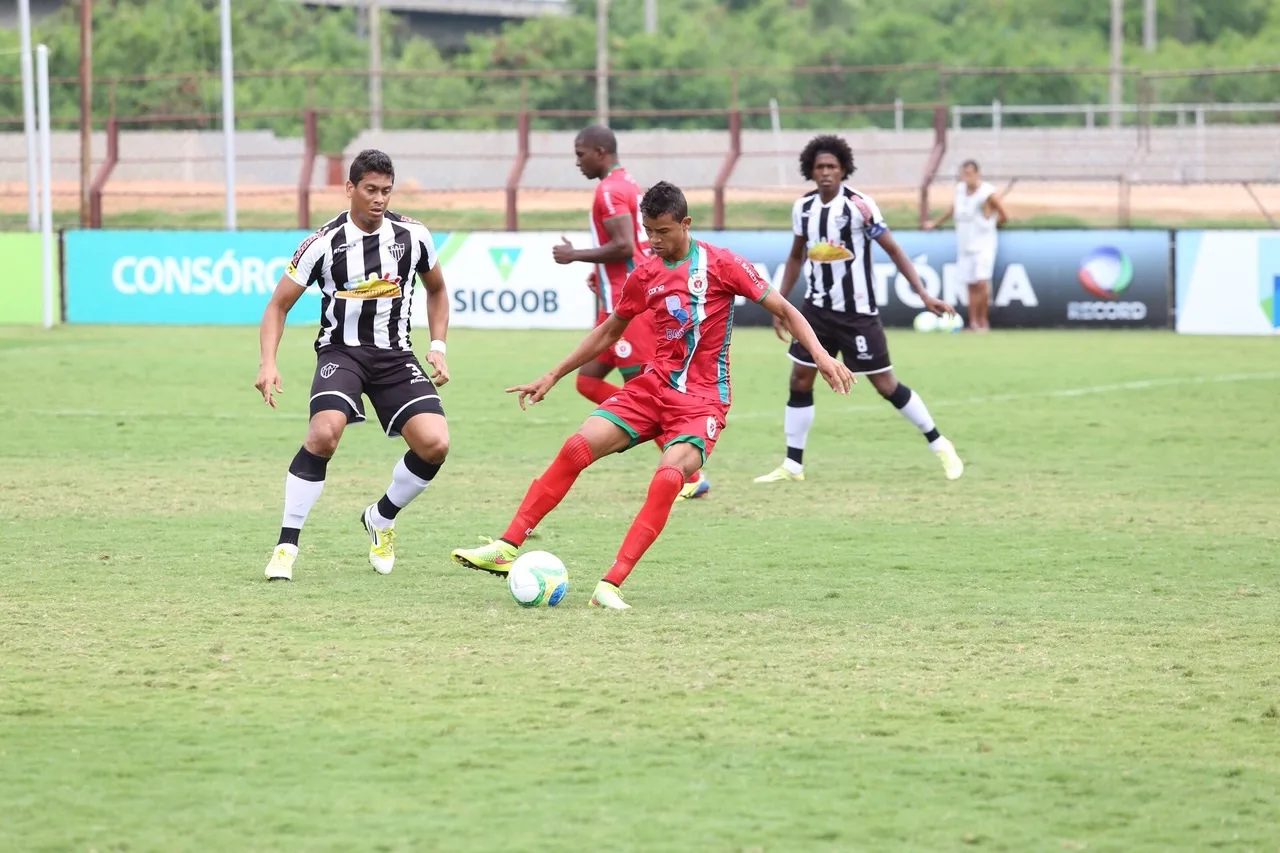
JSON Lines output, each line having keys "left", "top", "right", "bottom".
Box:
{"left": 954, "top": 181, "right": 998, "bottom": 255}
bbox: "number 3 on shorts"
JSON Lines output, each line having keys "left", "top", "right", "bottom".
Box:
{"left": 855, "top": 335, "right": 869, "bottom": 354}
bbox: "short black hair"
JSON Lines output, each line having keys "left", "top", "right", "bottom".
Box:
{"left": 576, "top": 124, "right": 617, "bottom": 155}
{"left": 640, "top": 181, "right": 688, "bottom": 221}
{"left": 961, "top": 159, "right": 981, "bottom": 171}
{"left": 799, "top": 135, "right": 855, "bottom": 181}
{"left": 349, "top": 149, "right": 395, "bottom": 184}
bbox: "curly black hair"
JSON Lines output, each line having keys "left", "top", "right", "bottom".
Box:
{"left": 640, "top": 180, "right": 688, "bottom": 221}
{"left": 799, "top": 135, "right": 856, "bottom": 181}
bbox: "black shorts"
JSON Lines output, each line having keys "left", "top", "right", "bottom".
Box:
{"left": 787, "top": 304, "right": 893, "bottom": 375}
{"left": 309, "top": 345, "right": 444, "bottom": 438}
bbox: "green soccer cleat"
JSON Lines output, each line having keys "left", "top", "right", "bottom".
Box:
{"left": 675, "top": 470, "right": 711, "bottom": 501}
{"left": 264, "top": 544, "right": 298, "bottom": 581}
{"left": 360, "top": 505, "right": 396, "bottom": 575}
{"left": 451, "top": 537, "right": 518, "bottom": 577}
{"left": 589, "top": 580, "right": 631, "bottom": 610}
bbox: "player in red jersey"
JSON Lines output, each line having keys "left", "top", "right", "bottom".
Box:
{"left": 452, "top": 181, "right": 854, "bottom": 609}
{"left": 551, "top": 124, "right": 710, "bottom": 500}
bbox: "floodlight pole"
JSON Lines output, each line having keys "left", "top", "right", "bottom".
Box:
{"left": 220, "top": 0, "right": 237, "bottom": 229}
{"left": 37, "top": 45, "right": 54, "bottom": 328}
{"left": 595, "top": 0, "right": 609, "bottom": 126}
{"left": 370, "top": 0, "right": 383, "bottom": 131}
{"left": 19, "top": 0, "right": 38, "bottom": 231}
{"left": 79, "top": 0, "right": 92, "bottom": 227}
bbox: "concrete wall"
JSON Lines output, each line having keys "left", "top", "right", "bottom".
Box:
{"left": 2, "top": 124, "right": 1277, "bottom": 191}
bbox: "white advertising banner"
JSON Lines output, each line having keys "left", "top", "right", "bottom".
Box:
{"left": 1176, "top": 230, "right": 1280, "bottom": 335}
{"left": 411, "top": 231, "right": 598, "bottom": 330}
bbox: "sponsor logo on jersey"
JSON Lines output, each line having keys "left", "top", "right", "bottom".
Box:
{"left": 337, "top": 272, "right": 404, "bottom": 299}
{"left": 807, "top": 241, "right": 854, "bottom": 263}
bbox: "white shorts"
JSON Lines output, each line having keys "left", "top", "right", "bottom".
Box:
{"left": 958, "top": 249, "right": 996, "bottom": 284}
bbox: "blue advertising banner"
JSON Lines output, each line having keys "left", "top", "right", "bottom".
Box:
{"left": 65, "top": 230, "right": 325, "bottom": 325}
{"left": 696, "top": 229, "right": 1172, "bottom": 329}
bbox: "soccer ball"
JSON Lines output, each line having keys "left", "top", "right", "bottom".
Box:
{"left": 912, "top": 311, "right": 939, "bottom": 333}
{"left": 507, "top": 551, "right": 568, "bottom": 608}
{"left": 937, "top": 312, "right": 965, "bottom": 333}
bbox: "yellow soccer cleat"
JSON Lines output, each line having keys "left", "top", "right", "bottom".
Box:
{"left": 264, "top": 543, "right": 298, "bottom": 581}
{"left": 361, "top": 506, "right": 396, "bottom": 575}
{"left": 451, "top": 537, "right": 518, "bottom": 577}
{"left": 675, "top": 470, "right": 711, "bottom": 501}
{"left": 589, "top": 580, "right": 631, "bottom": 610}
{"left": 753, "top": 464, "right": 805, "bottom": 484}
{"left": 933, "top": 437, "right": 965, "bottom": 481}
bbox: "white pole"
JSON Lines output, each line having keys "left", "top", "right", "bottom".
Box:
{"left": 1110, "top": 0, "right": 1123, "bottom": 128}
{"left": 894, "top": 97, "right": 903, "bottom": 133}
{"left": 19, "top": 0, "right": 38, "bottom": 231}
{"left": 643, "top": 0, "right": 657, "bottom": 34}
{"left": 37, "top": 45, "right": 54, "bottom": 329}
{"left": 369, "top": 0, "right": 382, "bottom": 131}
{"left": 595, "top": 0, "right": 609, "bottom": 126}
{"left": 220, "top": 0, "right": 236, "bottom": 229}
{"left": 769, "top": 98, "right": 784, "bottom": 186}
{"left": 1143, "top": 0, "right": 1156, "bottom": 51}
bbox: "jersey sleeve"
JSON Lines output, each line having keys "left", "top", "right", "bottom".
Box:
{"left": 791, "top": 198, "right": 805, "bottom": 237}
{"left": 725, "top": 254, "right": 772, "bottom": 304}
{"left": 414, "top": 225, "right": 438, "bottom": 275}
{"left": 597, "top": 179, "right": 630, "bottom": 222}
{"left": 286, "top": 227, "right": 329, "bottom": 287}
{"left": 851, "top": 193, "right": 888, "bottom": 239}
{"left": 613, "top": 267, "right": 647, "bottom": 320}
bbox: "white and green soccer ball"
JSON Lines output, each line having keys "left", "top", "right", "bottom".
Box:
{"left": 913, "top": 311, "right": 939, "bottom": 333}
{"left": 507, "top": 551, "right": 568, "bottom": 608}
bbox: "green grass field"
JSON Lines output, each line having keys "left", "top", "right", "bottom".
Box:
{"left": 3, "top": 325, "right": 1279, "bottom": 852}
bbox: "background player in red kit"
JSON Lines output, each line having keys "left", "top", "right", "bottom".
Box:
{"left": 551, "top": 125, "right": 710, "bottom": 500}
{"left": 455, "top": 181, "right": 854, "bottom": 609}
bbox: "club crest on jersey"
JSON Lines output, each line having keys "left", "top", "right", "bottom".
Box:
{"left": 832, "top": 215, "right": 850, "bottom": 230}
{"left": 387, "top": 241, "right": 405, "bottom": 262}
{"left": 688, "top": 269, "right": 708, "bottom": 297}
{"left": 614, "top": 339, "right": 633, "bottom": 358}
{"left": 337, "top": 271, "right": 404, "bottom": 299}
{"left": 705, "top": 417, "right": 718, "bottom": 439}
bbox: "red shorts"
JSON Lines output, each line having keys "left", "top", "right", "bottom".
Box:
{"left": 595, "top": 308, "right": 655, "bottom": 372}
{"left": 593, "top": 370, "right": 728, "bottom": 463}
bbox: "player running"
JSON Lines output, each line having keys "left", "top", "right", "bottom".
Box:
{"left": 452, "top": 181, "right": 854, "bottom": 609}
{"left": 924, "top": 159, "right": 1009, "bottom": 332}
{"left": 255, "top": 149, "right": 452, "bottom": 581}
{"left": 551, "top": 125, "right": 709, "bottom": 501}
{"left": 754, "top": 135, "right": 964, "bottom": 485}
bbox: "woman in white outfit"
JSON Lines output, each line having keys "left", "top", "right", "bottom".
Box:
{"left": 926, "top": 160, "right": 1008, "bottom": 332}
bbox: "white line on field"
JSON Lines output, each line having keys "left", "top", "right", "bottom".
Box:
{"left": 3, "top": 371, "right": 1277, "bottom": 425}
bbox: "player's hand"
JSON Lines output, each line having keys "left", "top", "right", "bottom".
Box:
{"left": 771, "top": 313, "right": 791, "bottom": 342}
{"left": 552, "top": 237, "right": 577, "bottom": 265}
{"left": 425, "top": 351, "right": 450, "bottom": 387}
{"left": 506, "top": 372, "right": 557, "bottom": 410}
{"left": 255, "top": 365, "right": 283, "bottom": 408}
{"left": 586, "top": 271, "right": 600, "bottom": 295}
{"left": 924, "top": 295, "right": 955, "bottom": 317}
{"left": 816, "top": 354, "right": 855, "bottom": 395}
{"left": 922, "top": 220, "right": 936, "bottom": 231}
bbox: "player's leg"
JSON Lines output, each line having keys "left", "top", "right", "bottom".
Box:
{"left": 755, "top": 309, "right": 832, "bottom": 483}
{"left": 575, "top": 356, "right": 621, "bottom": 405}
{"left": 265, "top": 353, "right": 368, "bottom": 580}
{"left": 592, "top": 404, "right": 724, "bottom": 609}
{"left": 865, "top": 359, "right": 964, "bottom": 481}
{"left": 450, "top": 414, "right": 639, "bottom": 576}
{"left": 969, "top": 281, "right": 991, "bottom": 332}
{"left": 360, "top": 356, "right": 449, "bottom": 574}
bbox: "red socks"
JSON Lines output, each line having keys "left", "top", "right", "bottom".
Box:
{"left": 603, "top": 465, "right": 686, "bottom": 587}
{"left": 502, "top": 433, "right": 595, "bottom": 546}
{"left": 575, "top": 374, "right": 621, "bottom": 405}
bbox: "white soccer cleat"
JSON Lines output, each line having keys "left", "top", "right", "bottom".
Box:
{"left": 264, "top": 544, "right": 298, "bottom": 581}
{"left": 361, "top": 506, "right": 396, "bottom": 575}
{"left": 933, "top": 438, "right": 965, "bottom": 481}
{"left": 589, "top": 580, "right": 632, "bottom": 610}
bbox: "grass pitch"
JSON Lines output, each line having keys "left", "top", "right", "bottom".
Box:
{"left": 2, "top": 325, "right": 1278, "bottom": 852}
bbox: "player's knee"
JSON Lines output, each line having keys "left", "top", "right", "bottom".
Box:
{"left": 789, "top": 367, "right": 817, "bottom": 393}
{"left": 411, "top": 430, "right": 449, "bottom": 464}
{"left": 304, "top": 421, "right": 343, "bottom": 457}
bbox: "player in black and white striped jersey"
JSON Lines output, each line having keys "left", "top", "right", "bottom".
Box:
{"left": 254, "top": 149, "right": 452, "bottom": 581}
{"left": 755, "top": 135, "right": 966, "bottom": 484}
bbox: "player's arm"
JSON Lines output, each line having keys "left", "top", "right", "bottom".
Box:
{"left": 923, "top": 207, "right": 951, "bottom": 231}
{"left": 771, "top": 234, "right": 809, "bottom": 341}
{"left": 506, "top": 314, "right": 631, "bottom": 410}
{"left": 875, "top": 231, "right": 954, "bottom": 318}
{"left": 257, "top": 229, "right": 326, "bottom": 407}
{"left": 760, "top": 289, "right": 853, "bottom": 395}
{"left": 986, "top": 192, "right": 1009, "bottom": 227}
{"left": 419, "top": 261, "right": 450, "bottom": 387}
{"left": 552, "top": 214, "right": 636, "bottom": 265}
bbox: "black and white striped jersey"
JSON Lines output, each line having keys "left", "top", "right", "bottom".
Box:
{"left": 286, "top": 210, "right": 437, "bottom": 352}
{"left": 792, "top": 185, "right": 888, "bottom": 315}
